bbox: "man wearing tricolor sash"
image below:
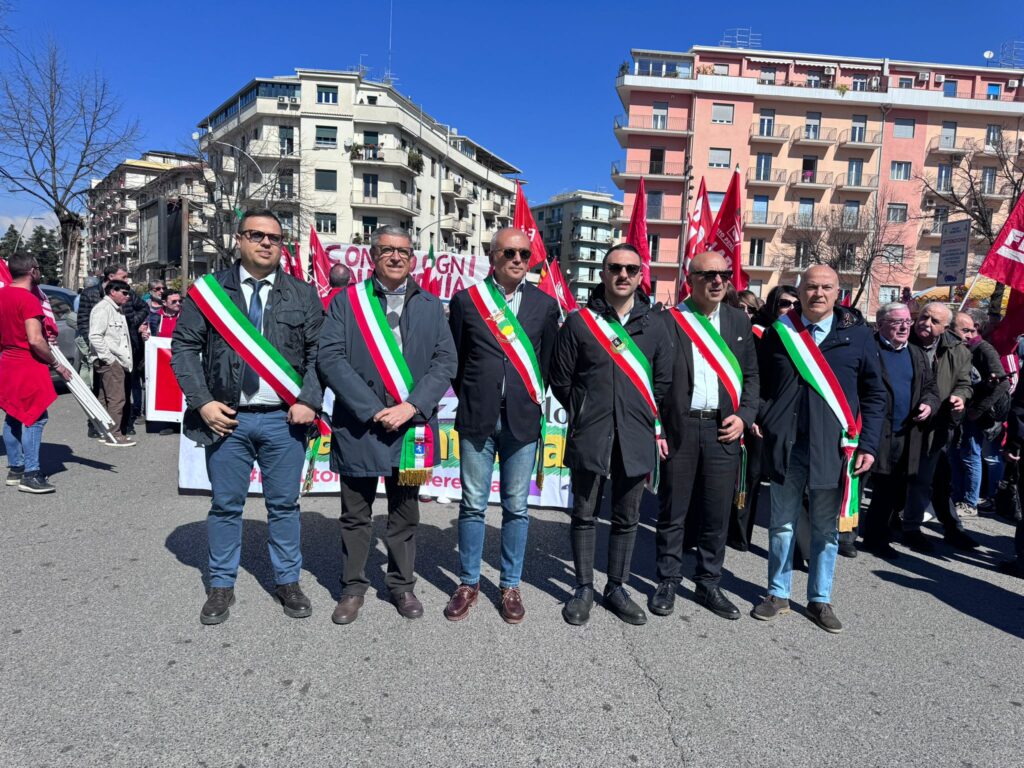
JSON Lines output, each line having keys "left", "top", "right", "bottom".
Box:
{"left": 752, "top": 266, "right": 885, "bottom": 633}
{"left": 550, "top": 244, "right": 672, "bottom": 626}
{"left": 317, "top": 226, "right": 456, "bottom": 625}
{"left": 172, "top": 209, "right": 324, "bottom": 626}
{"left": 651, "top": 252, "right": 759, "bottom": 621}
{"left": 444, "top": 228, "right": 559, "bottom": 624}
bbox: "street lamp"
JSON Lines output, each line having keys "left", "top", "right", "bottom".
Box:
{"left": 12, "top": 214, "right": 48, "bottom": 254}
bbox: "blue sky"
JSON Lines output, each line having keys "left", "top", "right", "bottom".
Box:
{"left": 0, "top": 0, "right": 1020, "bottom": 230}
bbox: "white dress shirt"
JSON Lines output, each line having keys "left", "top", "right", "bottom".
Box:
{"left": 689, "top": 304, "right": 722, "bottom": 410}
{"left": 238, "top": 266, "right": 281, "bottom": 406}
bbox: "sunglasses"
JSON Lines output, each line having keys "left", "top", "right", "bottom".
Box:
{"left": 606, "top": 263, "right": 641, "bottom": 277}
{"left": 376, "top": 246, "right": 413, "bottom": 260}
{"left": 495, "top": 248, "right": 532, "bottom": 262}
{"left": 239, "top": 230, "right": 284, "bottom": 245}
{"left": 777, "top": 298, "right": 796, "bottom": 309}
{"left": 113, "top": 288, "right": 130, "bottom": 295}
{"left": 742, "top": 304, "right": 756, "bottom": 315}
{"left": 691, "top": 269, "right": 733, "bottom": 282}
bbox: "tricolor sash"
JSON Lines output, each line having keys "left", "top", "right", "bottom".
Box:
{"left": 752, "top": 323, "right": 765, "bottom": 339}
{"left": 669, "top": 301, "right": 748, "bottom": 507}
{"left": 466, "top": 276, "right": 546, "bottom": 488}
{"left": 348, "top": 279, "right": 434, "bottom": 486}
{"left": 773, "top": 310, "right": 863, "bottom": 532}
{"left": 190, "top": 274, "right": 329, "bottom": 493}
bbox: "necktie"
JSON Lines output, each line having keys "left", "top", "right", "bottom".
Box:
{"left": 241, "top": 278, "right": 266, "bottom": 396}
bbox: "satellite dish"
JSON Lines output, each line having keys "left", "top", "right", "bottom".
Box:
{"left": 983, "top": 50, "right": 995, "bottom": 60}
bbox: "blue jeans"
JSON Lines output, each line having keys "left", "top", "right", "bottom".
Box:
{"left": 204, "top": 409, "right": 307, "bottom": 588}
{"left": 457, "top": 414, "right": 536, "bottom": 589}
{"left": 952, "top": 421, "right": 994, "bottom": 505}
{"left": 768, "top": 440, "right": 841, "bottom": 603}
{"left": 3, "top": 411, "right": 48, "bottom": 474}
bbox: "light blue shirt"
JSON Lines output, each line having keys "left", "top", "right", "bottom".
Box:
{"left": 689, "top": 304, "right": 722, "bottom": 410}
{"left": 801, "top": 312, "right": 833, "bottom": 347}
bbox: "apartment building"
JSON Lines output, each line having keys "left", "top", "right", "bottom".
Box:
{"left": 614, "top": 46, "right": 1024, "bottom": 310}
{"left": 87, "top": 151, "right": 198, "bottom": 279}
{"left": 196, "top": 69, "right": 519, "bottom": 266}
{"left": 531, "top": 190, "right": 622, "bottom": 302}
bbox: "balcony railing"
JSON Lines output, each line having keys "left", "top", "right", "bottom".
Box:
{"left": 749, "top": 124, "right": 792, "bottom": 142}
{"left": 838, "top": 129, "right": 882, "bottom": 146}
{"left": 611, "top": 160, "right": 688, "bottom": 178}
{"left": 927, "top": 136, "right": 979, "bottom": 154}
{"left": 786, "top": 213, "right": 826, "bottom": 230}
{"left": 835, "top": 173, "right": 879, "bottom": 190}
{"left": 793, "top": 126, "right": 837, "bottom": 145}
{"left": 744, "top": 210, "right": 783, "bottom": 227}
{"left": 613, "top": 114, "right": 693, "bottom": 133}
{"left": 746, "top": 167, "right": 788, "bottom": 185}
{"left": 981, "top": 182, "right": 1014, "bottom": 199}
{"left": 789, "top": 170, "right": 834, "bottom": 187}
{"left": 644, "top": 206, "right": 682, "bottom": 221}
{"left": 350, "top": 190, "right": 418, "bottom": 213}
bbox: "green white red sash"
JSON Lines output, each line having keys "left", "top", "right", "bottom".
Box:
{"left": 752, "top": 323, "right": 765, "bottom": 339}
{"left": 579, "top": 308, "right": 662, "bottom": 438}
{"left": 189, "top": 273, "right": 328, "bottom": 493}
{"left": 466, "top": 276, "right": 547, "bottom": 488}
{"left": 348, "top": 278, "right": 434, "bottom": 486}
{"left": 669, "top": 301, "right": 749, "bottom": 507}
{"left": 773, "top": 310, "right": 863, "bottom": 531}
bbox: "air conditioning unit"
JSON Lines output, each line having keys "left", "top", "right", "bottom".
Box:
{"left": 278, "top": 96, "right": 286, "bottom": 103}
{"left": 917, "top": 72, "right": 929, "bottom": 82}
{"left": 289, "top": 97, "right": 299, "bottom": 103}
{"left": 1009, "top": 79, "right": 1020, "bottom": 89}
{"left": 934, "top": 74, "right": 946, "bottom": 84}
{"left": 922, "top": 199, "right": 935, "bottom": 209}
{"left": 824, "top": 66, "right": 836, "bottom": 75}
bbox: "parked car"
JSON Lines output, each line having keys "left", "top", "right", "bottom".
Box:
{"left": 39, "top": 284, "right": 79, "bottom": 384}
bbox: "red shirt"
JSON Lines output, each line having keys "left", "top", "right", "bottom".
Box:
{"left": 0, "top": 286, "right": 56, "bottom": 425}
{"left": 157, "top": 310, "right": 179, "bottom": 338}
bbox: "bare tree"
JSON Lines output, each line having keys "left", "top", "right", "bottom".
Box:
{"left": 0, "top": 41, "right": 140, "bottom": 267}
{"left": 771, "top": 185, "right": 913, "bottom": 306}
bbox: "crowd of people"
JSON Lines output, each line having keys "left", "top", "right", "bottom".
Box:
{"left": 2, "top": 210, "right": 1021, "bottom": 632}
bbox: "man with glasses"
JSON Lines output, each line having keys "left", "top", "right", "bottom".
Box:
{"left": 77, "top": 264, "right": 127, "bottom": 436}
{"left": 89, "top": 279, "right": 138, "bottom": 447}
{"left": 317, "top": 225, "right": 456, "bottom": 625}
{"left": 752, "top": 265, "right": 885, "bottom": 633}
{"left": 550, "top": 243, "right": 672, "bottom": 626}
{"left": 859, "top": 303, "right": 938, "bottom": 558}
{"left": 154, "top": 291, "right": 181, "bottom": 338}
{"left": 444, "top": 227, "right": 559, "bottom": 624}
{"left": 651, "top": 252, "right": 759, "bottom": 620}
{"left": 172, "top": 209, "right": 324, "bottom": 625}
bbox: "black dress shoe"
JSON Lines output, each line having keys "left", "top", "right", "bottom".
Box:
{"left": 603, "top": 585, "right": 647, "bottom": 625}
{"left": 863, "top": 540, "right": 899, "bottom": 560}
{"left": 695, "top": 584, "right": 740, "bottom": 620}
{"left": 274, "top": 582, "right": 312, "bottom": 618}
{"left": 562, "top": 586, "right": 594, "bottom": 625}
{"left": 726, "top": 539, "right": 749, "bottom": 552}
{"left": 200, "top": 587, "right": 235, "bottom": 625}
{"left": 944, "top": 529, "right": 979, "bottom": 551}
{"left": 901, "top": 529, "right": 935, "bottom": 553}
{"left": 649, "top": 580, "right": 677, "bottom": 616}
{"left": 837, "top": 540, "right": 858, "bottom": 558}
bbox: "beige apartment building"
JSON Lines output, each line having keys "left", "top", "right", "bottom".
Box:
{"left": 614, "top": 45, "right": 1024, "bottom": 311}
{"left": 196, "top": 69, "right": 519, "bottom": 265}
{"left": 531, "top": 190, "right": 622, "bottom": 302}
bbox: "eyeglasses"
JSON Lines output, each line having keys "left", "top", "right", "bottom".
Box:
{"left": 777, "top": 298, "right": 796, "bottom": 309}
{"left": 691, "top": 269, "right": 733, "bottom": 282}
{"left": 112, "top": 288, "right": 130, "bottom": 295}
{"left": 239, "top": 230, "right": 284, "bottom": 245}
{"left": 884, "top": 319, "right": 913, "bottom": 328}
{"left": 376, "top": 246, "right": 413, "bottom": 260}
{"left": 495, "top": 248, "right": 532, "bottom": 262}
{"left": 606, "top": 263, "right": 641, "bottom": 277}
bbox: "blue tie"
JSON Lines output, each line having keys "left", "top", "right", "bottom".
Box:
{"left": 241, "top": 278, "right": 266, "bottom": 396}
{"left": 807, "top": 323, "right": 820, "bottom": 345}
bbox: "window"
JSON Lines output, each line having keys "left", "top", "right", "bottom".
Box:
{"left": 850, "top": 115, "right": 867, "bottom": 143}
{"left": 893, "top": 118, "right": 915, "bottom": 139}
{"left": 837, "top": 287, "right": 852, "bottom": 304}
{"left": 314, "top": 125, "right": 337, "bottom": 148}
{"left": 939, "top": 121, "right": 957, "bottom": 149}
{"left": 937, "top": 164, "right": 952, "bottom": 192}
{"left": 362, "top": 173, "right": 378, "bottom": 198}
{"left": 759, "top": 67, "right": 776, "bottom": 85}
{"left": 987, "top": 83, "right": 1002, "bottom": 101}
{"left": 314, "top": 212, "right": 336, "bottom": 234}
{"left": 943, "top": 79, "right": 957, "bottom": 98}
{"left": 652, "top": 102, "right": 669, "bottom": 130}
{"left": 708, "top": 148, "right": 731, "bottom": 168}
{"left": 986, "top": 124, "right": 1003, "bottom": 148}
{"left": 536, "top": 210, "right": 544, "bottom": 222}
{"left": 361, "top": 216, "right": 378, "bottom": 237}
{"left": 647, "top": 233, "right": 659, "bottom": 259}
{"left": 798, "top": 198, "right": 815, "bottom": 225}
{"left": 278, "top": 126, "right": 294, "bottom": 155}
{"left": 891, "top": 161, "right": 912, "bottom": 181}
{"left": 847, "top": 158, "right": 864, "bottom": 186}
{"left": 278, "top": 211, "right": 293, "bottom": 237}
{"left": 837, "top": 244, "right": 856, "bottom": 271}
{"left": 713, "top": 63, "right": 728, "bottom": 75}
{"left": 314, "top": 169, "right": 337, "bottom": 191}
{"left": 755, "top": 153, "right": 773, "bottom": 180}
{"left": 366, "top": 95, "right": 378, "bottom": 105}
{"left": 278, "top": 170, "right": 294, "bottom": 198}
{"left": 898, "top": 77, "right": 914, "bottom": 89}
{"left": 883, "top": 245, "right": 905, "bottom": 262}
{"left": 887, "top": 203, "right": 908, "bottom": 223}
{"left": 852, "top": 75, "right": 868, "bottom": 91}
{"left": 932, "top": 206, "right": 949, "bottom": 233}
{"left": 429, "top": 195, "right": 436, "bottom": 215}
{"left": 806, "top": 71, "right": 822, "bottom": 88}
{"left": 878, "top": 285, "right": 901, "bottom": 304}
{"left": 758, "top": 109, "right": 775, "bottom": 137}
{"left": 752, "top": 194, "right": 769, "bottom": 224}
{"left": 795, "top": 241, "right": 812, "bottom": 268}
{"left": 317, "top": 85, "right": 338, "bottom": 104}
{"left": 711, "top": 103, "right": 734, "bottom": 124}
{"left": 707, "top": 192, "right": 725, "bottom": 215}
{"left": 647, "top": 190, "right": 663, "bottom": 219}
{"left": 843, "top": 201, "right": 861, "bottom": 227}
{"left": 805, "top": 112, "right": 821, "bottom": 140}
{"left": 749, "top": 238, "right": 765, "bottom": 267}
{"left": 982, "top": 167, "right": 997, "bottom": 194}
{"left": 399, "top": 179, "right": 408, "bottom": 195}
{"left": 748, "top": 280, "right": 763, "bottom": 298}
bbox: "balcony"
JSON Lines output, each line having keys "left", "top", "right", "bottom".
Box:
{"left": 926, "top": 136, "right": 977, "bottom": 155}
{"left": 981, "top": 182, "right": 1014, "bottom": 200}
{"left": 835, "top": 173, "right": 879, "bottom": 192}
{"left": 749, "top": 124, "right": 792, "bottom": 144}
{"left": 611, "top": 160, "right": 688, "bottom": 187}
{"left": 837, "top": 214, "right": 870, "bottom": 233}
{"left": 918, "top": 224, "right": 944, "bottom": 241}
{"left": 792, "top": 126, "right": 837, "bottom": 147}
{"left": 452, "top": 219, "right": 473, "bottom": 236}
{"left": 837, "top": 129, "right": 882, "bottom": 148}
{"left": 350, "top": 146, "right": 415, "bottom": 174}
{"left": 785, "top": 213, "right": 826, "bottom": 231}
{"left": 441, "top": 178, "right": 461, "bottom": 198}
{"left": 789, "top": 170, "right": 834, "bottom": 189}
{"left": 744, "top": 210, "right": 783, "bottom": 230}
{"left": 350, "top": 190, "right": 418, "bottom": 215}
{"left": 745, "top": 168, "right": 788, "bottom": 188}
{"left": 480, "top": 199, "right": 500, "bottom": 216}
{"left": 613, "top": 114, "right": 693, "bottom": 146}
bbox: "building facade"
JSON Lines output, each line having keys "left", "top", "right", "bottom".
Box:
{"left": 196, "top": 69, "right": 519, "bottom": 267}
{"left": 614, "top": 46, "right": 1024, "bottom": 310}
{"left": 531, "top": 190, "right": 622, "bottom": 302}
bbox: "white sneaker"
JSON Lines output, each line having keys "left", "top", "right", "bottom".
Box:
{"left": 956, "top": 501, "right": 978, "bottom": 517}
{"left": 104, "top": 435, "right": 137, "bottom": 448}
{"left": 436, "top": 494, "right": 452, "bottom": 504}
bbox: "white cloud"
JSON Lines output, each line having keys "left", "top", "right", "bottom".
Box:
{"left": 0, "top": 212, "right": 59, "bottom": 236}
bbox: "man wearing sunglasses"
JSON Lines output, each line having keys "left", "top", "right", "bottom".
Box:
{"left": 550, "top": 243, "right": 672, "bottom": 626}
{"left": 88, "top": 278, "right": 137, "bottom": 447}
{"left": 172, "top": 209, "right": 324, "bottom": 625}
{"left": 651, "top": 251, "right": 760, "bottom": 621}
{"left": 444, "top": 227, "right": 560, "bottom": 624}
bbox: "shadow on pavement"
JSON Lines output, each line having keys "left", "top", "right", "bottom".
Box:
{"left": 40, "top": 442, "right": 116, "bottom": 476}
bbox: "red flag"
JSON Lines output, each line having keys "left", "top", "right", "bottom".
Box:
{"left": 512, "top": 181, "right": 548, "bottom": 270}
{"left": 417, "top": 244, "right": 441, "bottom": 297}
{"left": 308, "top": 226, "right": 332, "bottom": 299}
{"left": 0, "top": 258, "right": 11, "bottom": 287}
{"left": 987, "top": 289, "right": 1024, "bottom": 356}
{"left": 0, "top": 258, "right": 58, "bottom": 337}
{"left": 281, "top": 244, "right": 303, "bottom": 281}
{"left": 538, "top": 258, "right": 578, "bottom": 314}
{"left": 979, "top": 195, "right": 1024, "bottom": 292}
{"left": 679, "top": 178, "right": 713, "bottom": 301}
{"left": 625, "top": 177, "right": 652, "bottom": 295}
{"left": 840, "top": 293, "right": 852, "bottom": 307}
{"left": 707, "top": 166, "right": 747, "bottom": 291}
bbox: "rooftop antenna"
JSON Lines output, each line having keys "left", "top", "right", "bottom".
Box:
{"left": 383, "top": 0, "right": 395, "bottom": 84}
{"left": 719, "top": 27, "right": 762, "bottom": 49}
{"left": 998, "top": 39, "right": 1024, "bottom": 68}
{"left": 357, "top": 53, "right": 369, "bottom": 78}
{"left": 983, "top": 50, "right": 995, "bottom": 67}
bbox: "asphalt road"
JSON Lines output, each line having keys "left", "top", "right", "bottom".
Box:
{"left": 1, "top": 393, "right": 1022, "bottom": 767}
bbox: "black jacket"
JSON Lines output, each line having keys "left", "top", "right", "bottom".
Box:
{"left": 317, "top": 277, "right": 456, "bottom": 477}
{"left": 966, "top": 339, "right": 1010, "bottom": 427}
{"left": 872, "top": 335, "right": 940, "bottom": 476}
{"left": 449, "top": 280, "right": 559, "bottom": 443}
{"left": 549, "top": 286, "right": 672, "bottom": 477}
{"left": 76, "top": 283, "right": 103, "bottom": 337}
{"left": 171, "top": 262, "right": 324, "bottom": 446}
{"left": 757, "top": 306, "right": 887, "bottom": 489}
{"left": 911, "top": 329, "right": 972, "bottom": 454}
{"left": 660, "top": 302, "right": 760, "bottom": 459}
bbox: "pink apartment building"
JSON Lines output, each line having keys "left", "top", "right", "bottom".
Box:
{"left": 614, "top": 45, "right": 1024, "bottom": 311}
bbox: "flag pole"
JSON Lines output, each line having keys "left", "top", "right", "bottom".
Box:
{"left": 675, "top": 169, "right": 693, "bottom": 302}
{"left": 958, "top": 271, "right": 982, "bottom": 311}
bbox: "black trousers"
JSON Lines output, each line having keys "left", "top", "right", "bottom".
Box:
{"left": 569, "top": 439, "right": 646, "bottom": 589}
{"left": 656, "top": 416, "right": 740, "bottom": 586}
{"left": 728, "top": 428, "right": 763, "bottom": 549}
{"left": 339, "top": 469, "right": 420, "bottom": 596}
{"left": 862, "top": 435, "right": 909, "bottom": 547}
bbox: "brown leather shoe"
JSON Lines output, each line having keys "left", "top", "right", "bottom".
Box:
{"left": 500, "top": 587, "right": 525, "bottom": 624}
{"left": 391, "top": 590, "right": 424, "bottom": 619}
{"left": 331, "top": 595, "right": 364, "bottom": 625}
{"left": 444, "top": 583, "right": 480, "bottom": 621}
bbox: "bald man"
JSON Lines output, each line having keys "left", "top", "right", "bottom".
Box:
{"left": 752, "top": 265, "right": 886, "bottom": 633}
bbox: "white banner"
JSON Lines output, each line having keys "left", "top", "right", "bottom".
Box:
{"left": 323, "top": 243, "right": 490, "bottom": 300}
